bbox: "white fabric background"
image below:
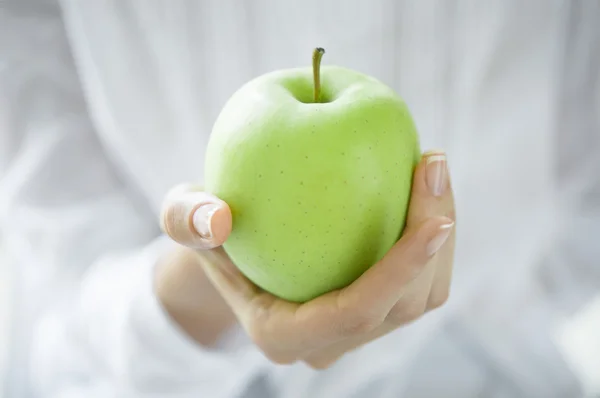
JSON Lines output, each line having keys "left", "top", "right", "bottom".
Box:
{"left": 1, "top": 1, "right": 599, "bottom": 397}
{"left": 0, "top": 239, "right": 11, "bottom": 392}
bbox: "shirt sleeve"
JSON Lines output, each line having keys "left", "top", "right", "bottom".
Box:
{"left": 0, "top": 2, "right": 269, "bottom": 397}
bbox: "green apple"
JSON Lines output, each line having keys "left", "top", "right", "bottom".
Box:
{"left": 205, "top": 48, "right": 421, "bottom": 303}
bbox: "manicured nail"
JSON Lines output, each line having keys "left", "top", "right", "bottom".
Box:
{"left": 425, "top": 151, "right": 448, "bottom": 197}
{"left": 427, "top": 221, "right": 454, "bottom": 256}
{"left": 193, "top": 203, "right": 220, "bottom": 238}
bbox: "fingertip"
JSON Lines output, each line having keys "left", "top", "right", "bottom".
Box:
{"left": 160, "top": 187, "right": 231, "bottom": 249}
{"left": 417, "top": 215, "right": 454, "bottom": 236}
{"left": 396, "top": 216, "right": 454, "bottom": 257}
{"left": 410, "top": 153, "right": 431, "bottom": 196}
{"left": 405, "top": 149, "right": 454, "bottom": 230}
{"left": 200, "top": 202, "right": 232, "bottom": 246}
{"left": 433, "top": 215, "right": 455, "bottom": 228}
{"left": 422, "top": 149, "right": 446, "bottom": 157}
{"left": 189, "top": 201, "right": 232, "bottom": 248}
{"left": 422, "top": 216, "right": 454, "bottom": 257}
{"left": 424, "top": 150, "right": 449, "bottom": 197}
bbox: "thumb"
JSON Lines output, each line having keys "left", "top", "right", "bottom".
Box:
{"left": 160, "top": 183, "right": 232, "bottom": 249}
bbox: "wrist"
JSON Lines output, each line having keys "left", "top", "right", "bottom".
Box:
{"left": 155, "top": 245, "right": 237, "bottom": 347}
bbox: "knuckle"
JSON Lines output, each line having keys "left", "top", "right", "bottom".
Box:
{"left": 245, "top": 296, "right": 285, "bottom": 352}
{"left": 263, "top": 350, "right": 297, "bottom": 366}
{"left": 427, "top": 289, "right": 450, "bottom": 310}
{"left": 405, "top": 303, "right": 426, "bottom": 322}
{"left": 335, "top": 292, "right": 382, "bottom": 336}
{"left": 159, "top": 200, "right": 197, "bottom": 245}
{"left": 159, "top": 201, "right": 176, "bottom": 235}
{"left": 338, "top": 314, "right": 381, "bottom": 337}
{"left": 245, "top": 307, "right": 299, "bottom": 366}
{"left": 384, "top": 309, "right": 406, "bottom": 325}
{"left": 386, "top": 300, "right": 426, "bottom": 325}
{"left": 306, "top": 356, "right": 342, "bottom": 370}
{"left": 246, "top": 319, "right": 269, "bottom": 350}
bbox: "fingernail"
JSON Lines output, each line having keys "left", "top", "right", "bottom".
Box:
{"left": 193, "top": 203, "right": 221, "bottom": 238}
{"left": 426, "top": 222, "right": 454, "bottom": 256}
{"left": 425, "top": 151, "right": 448, "bottom": 197}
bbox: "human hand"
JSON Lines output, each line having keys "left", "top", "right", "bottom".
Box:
{"left": 159, "top": 150, "right": 455, "bottom": 368}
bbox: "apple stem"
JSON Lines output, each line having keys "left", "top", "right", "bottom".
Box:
{"left": 312, "top": 47, "right": 325, "bottom": 103}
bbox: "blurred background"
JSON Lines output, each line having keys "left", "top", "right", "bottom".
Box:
{"left": 0, "top": 237, "right": 10, "bottom": 390}
{"left": 1, "top": 1, "right": 600, "bottom": 398}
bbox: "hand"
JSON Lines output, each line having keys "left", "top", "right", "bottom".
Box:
{"left": 159, "top": 150, "right": 455, "bottom": 369}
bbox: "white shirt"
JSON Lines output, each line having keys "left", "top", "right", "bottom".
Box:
{"left": 1, "top": 1, "right": 599, "bottom": 397}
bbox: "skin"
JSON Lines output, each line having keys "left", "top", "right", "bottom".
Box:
{"left": 204, "top": 65, "right": 421, "bottom": 302}
{"left": 158, "top": 150, "right": 455, "bottom": 368}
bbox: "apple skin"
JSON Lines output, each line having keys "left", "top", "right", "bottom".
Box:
{"left": 205, "top": 65, "right": 421, "bottom": 303}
